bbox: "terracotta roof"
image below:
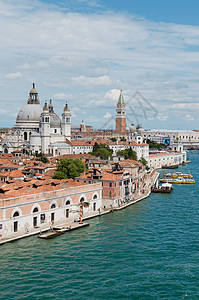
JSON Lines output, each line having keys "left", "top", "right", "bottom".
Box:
{"left": 0, "top": 177, "right": 97, "bottom": 198}
{"left": 149, "top": 151, "right": 177, "bottom": 157}
{"left": 0, "top": 170, "right": 24, "bottom": 178}
{"left": 119, "top": 159, "right": 142, "bottom": 167}
{"left": 55, "top": 154, "right": 96, "bottom": 160}
{"left": 71, "top": 139, "right": 148, "bottom": 147}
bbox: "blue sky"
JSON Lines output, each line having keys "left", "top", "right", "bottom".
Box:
{"left": 1, "top": 0, "right": 199, "bottom": 130}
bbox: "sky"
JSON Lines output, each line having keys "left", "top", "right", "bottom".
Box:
{"left": 1, "top": 0, "right": 199, "bottom": 130}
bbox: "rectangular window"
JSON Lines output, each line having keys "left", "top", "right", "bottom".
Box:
{"left": 93, "top": 203, "right": 96, "bottom": 211}
{"left": 14, "top": 221, "right": 18, "bottom": 232}
{"left": 40, "top": 214, "right": 45, "bottom": 224}
{"left": 66, "top": 209, "right": 69, "bottom": 218}
{"left": 109, "top": 183, "right": 112, "bottom": 187}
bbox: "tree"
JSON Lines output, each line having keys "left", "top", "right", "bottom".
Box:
{"left": 139, "top": 157, "right": 149, "bottom": 170}
{"left": 120, "top": 136, "right": 126, "bottom": 141}
{"left": 117, "top": 148, "right": 137, "bottom": 160}
{"left": 146, "top": 139, "right": 167, "bottom": 150}
{"left": 36, "top": 152, "right": 49, "bottom": 163}
{"left": 52, "top": 158, "right": 87, "bottom": 179}
{"left": 110, "top": 137, "right": 117, "bottom": 142}
{"left": 89, "top": 143, "right": 113, "bottom": 159}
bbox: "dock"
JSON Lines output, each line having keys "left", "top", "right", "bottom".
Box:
{"left": 38, "top": 222, "right": 90, "bottom": 239}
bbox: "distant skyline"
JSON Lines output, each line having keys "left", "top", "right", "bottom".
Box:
{"left": 1, "top": 0, "right": 199, "bottom": 130}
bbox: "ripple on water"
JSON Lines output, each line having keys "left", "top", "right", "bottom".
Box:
{"left": 1, "top": 153, "right": 199, "bottom": 299}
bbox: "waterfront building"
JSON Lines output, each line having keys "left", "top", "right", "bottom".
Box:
{"left": 141, "top": 129, "right": 199, "bottom": 149}
{"left": 71, "top": 139, "right": 149, "bottom": 160}
{"left": 0, "top": 178, "right": 102, "bottom": 240}
{"left": 76, "top": 160, "right": 146, "bottom": 208}
{"left": 148, "top": 151, "right": 186, "bottom": 169}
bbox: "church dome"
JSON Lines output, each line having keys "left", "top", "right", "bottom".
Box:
{"left": 49, "top": 112, "right": 61, "bottom": 128}
{"left": 16, "top": 104, "right": 43, "bottom": 123}
{"left": 129, "top": 122, "right": 136, "bottom": 132}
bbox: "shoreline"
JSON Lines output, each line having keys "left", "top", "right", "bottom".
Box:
{"left": 0, "top": 171, "right": 159, "bottom": 246}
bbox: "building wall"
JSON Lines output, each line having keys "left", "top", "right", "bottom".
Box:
{"left": 0, "top": 182, "right": 102, "bottom": 240}
{"left": 148, "top": 152, "right": 186, "bottom": 169}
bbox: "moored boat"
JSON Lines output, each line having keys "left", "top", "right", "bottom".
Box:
{"left": 160, "top": 177, "right": 195, "bottom": 184}
{"left": 164, "top": 171, "right": 193, "bottom": 179}
{"left": 38, "top": 230, "right": 65, "bottom": 239}
{"left": 151, "top": 182, "right": 173, "bottom": 193}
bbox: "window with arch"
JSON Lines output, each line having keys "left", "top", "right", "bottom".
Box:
{"left": 93, "top": 194, "right": 98, "bottom": 200}
{"left": 51, "top": 203, "right": 56, "bottom": 209}
{"left": 13, "top": 211, "right": 19, "bottom": 217}
{"left": 65, "top": 200, "right": 70, "bottom": 205}
{"left": 33, "top": 207, "right": 39, "bottom": 213}
{"left": 80, "top": 197, "right": 85, "bottom": 203}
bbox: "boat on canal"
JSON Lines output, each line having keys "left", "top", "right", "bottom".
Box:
{"left": 151, "top": 182, "right": 173, "bottom": 193}
{"left": 164, "top": 171, "right": 193, "bottom": 179}
{"left": 160, "top": 177, "right": 195, "bottom": 184}
{"left": 38, "top": 230, "right": 65, "bottom": 239}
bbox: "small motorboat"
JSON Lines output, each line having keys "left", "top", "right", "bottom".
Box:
{"left": 38, "top": 230, "right": 65, "bottom": 239}
{"left": 151, "top": 182, "right": 173, "bottom": 193}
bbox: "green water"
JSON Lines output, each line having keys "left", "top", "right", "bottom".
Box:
{"left": 0, "top": 152, "right": 199, "bottom": 299}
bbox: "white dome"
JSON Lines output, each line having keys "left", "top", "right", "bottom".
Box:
{"left": 16, "top": 104, "right": 43, "bottom": 123}
{"left": 129, "top": 123, "right": 136, "bottom": 132}
{"left": 50, "top": 112, "right": 61, "bottom": 128}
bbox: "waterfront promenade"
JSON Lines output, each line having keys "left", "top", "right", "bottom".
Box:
{"left": 0, "top": 171, "right": 158, "bottom": 245}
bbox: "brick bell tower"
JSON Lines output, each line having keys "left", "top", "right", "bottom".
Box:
{"left": 115, "top": 88, "right": 126, "bottom": 133}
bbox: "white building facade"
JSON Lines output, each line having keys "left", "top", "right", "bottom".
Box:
{"left": 2, "top": 84, "right": 72, "bottom": 155}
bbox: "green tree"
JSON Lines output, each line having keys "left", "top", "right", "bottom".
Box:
{"left": 146, "top": 139, "right": 167, "bottom": 149}
{"left": 120, "top": 136, "right": 126, "bottom": 141}
{"left": 52, "top": 158, "right": 87, "bottom": 179}
{"left": 52, "top": 170, "right": 67, "bottom": 180}
{"left": 110, "top": 137, "right": 117, "bottom": 142}
{"left": 89, "top": 143, "right": 113, "bottom": 159}
{"left": 139, "top": 157, "right": 149, "bottom": 170}
{"left": 36, "top": 152, "right": 49, "bottom": 163}
{"left": 117, "top": 148, "right": 137, "bottom": 160}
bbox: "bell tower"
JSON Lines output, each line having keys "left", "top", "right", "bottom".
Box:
{"left": 40, "top": 102, "right": 50, "bottom": 154}
{"left": 115, "top": 88, "right": 126, "bottom": 133}
{"left": 61, "top": 102, "right": 71, "bottom": 141}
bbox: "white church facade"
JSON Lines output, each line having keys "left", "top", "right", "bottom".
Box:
{"left": 2, "top": 84, "right": 72, "bottom": 155}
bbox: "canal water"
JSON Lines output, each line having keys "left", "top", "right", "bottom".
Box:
{"left": 0, "top": 152, "right": 199, "bottom": 299}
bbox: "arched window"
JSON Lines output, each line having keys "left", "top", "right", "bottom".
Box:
{"left": 65, "top": 200, "right": 70, "bottom": 205}
{"left": 109, "top": 191, "right": 112, "bottom": 198}
{"left": 51, "top": 203, "right": 56, "bottom": 209}
{"left": 33, "top": 207, "right": 39, "bottom": 213}
{"left": 80, "top": 197, "right": 84, "bottom": 203}
{"left": 13, "top": 211, "right": 19, "bottom": 217}
{"left": 93, "top": 194, "right": 97, "bottom": 200}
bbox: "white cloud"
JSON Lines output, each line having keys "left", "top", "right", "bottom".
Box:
{"left": 71, "top": 75, "right": 112, "bottom": 87}
{"left": 157, "top": 113, "right": 168, "bottom": 121}
{"left": 5, "top": 72, "right": 22, "bottom": 80}
{"left": 1, "top": 0, "right": 199, "bottom": 129}
{"left": 172, "top": 103, "right": 199, "bottom": 110}
{"left": 53, "top": 93, "right": 68, "bottom": 100}
{"left": 104, "top": 112, "right": 111, "bottom": 119}
{"left": 182, "top": 114, "right": 194, "bottom": 122}
{"left": 105, "top": 89, "right": 120, "bottom": 101}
